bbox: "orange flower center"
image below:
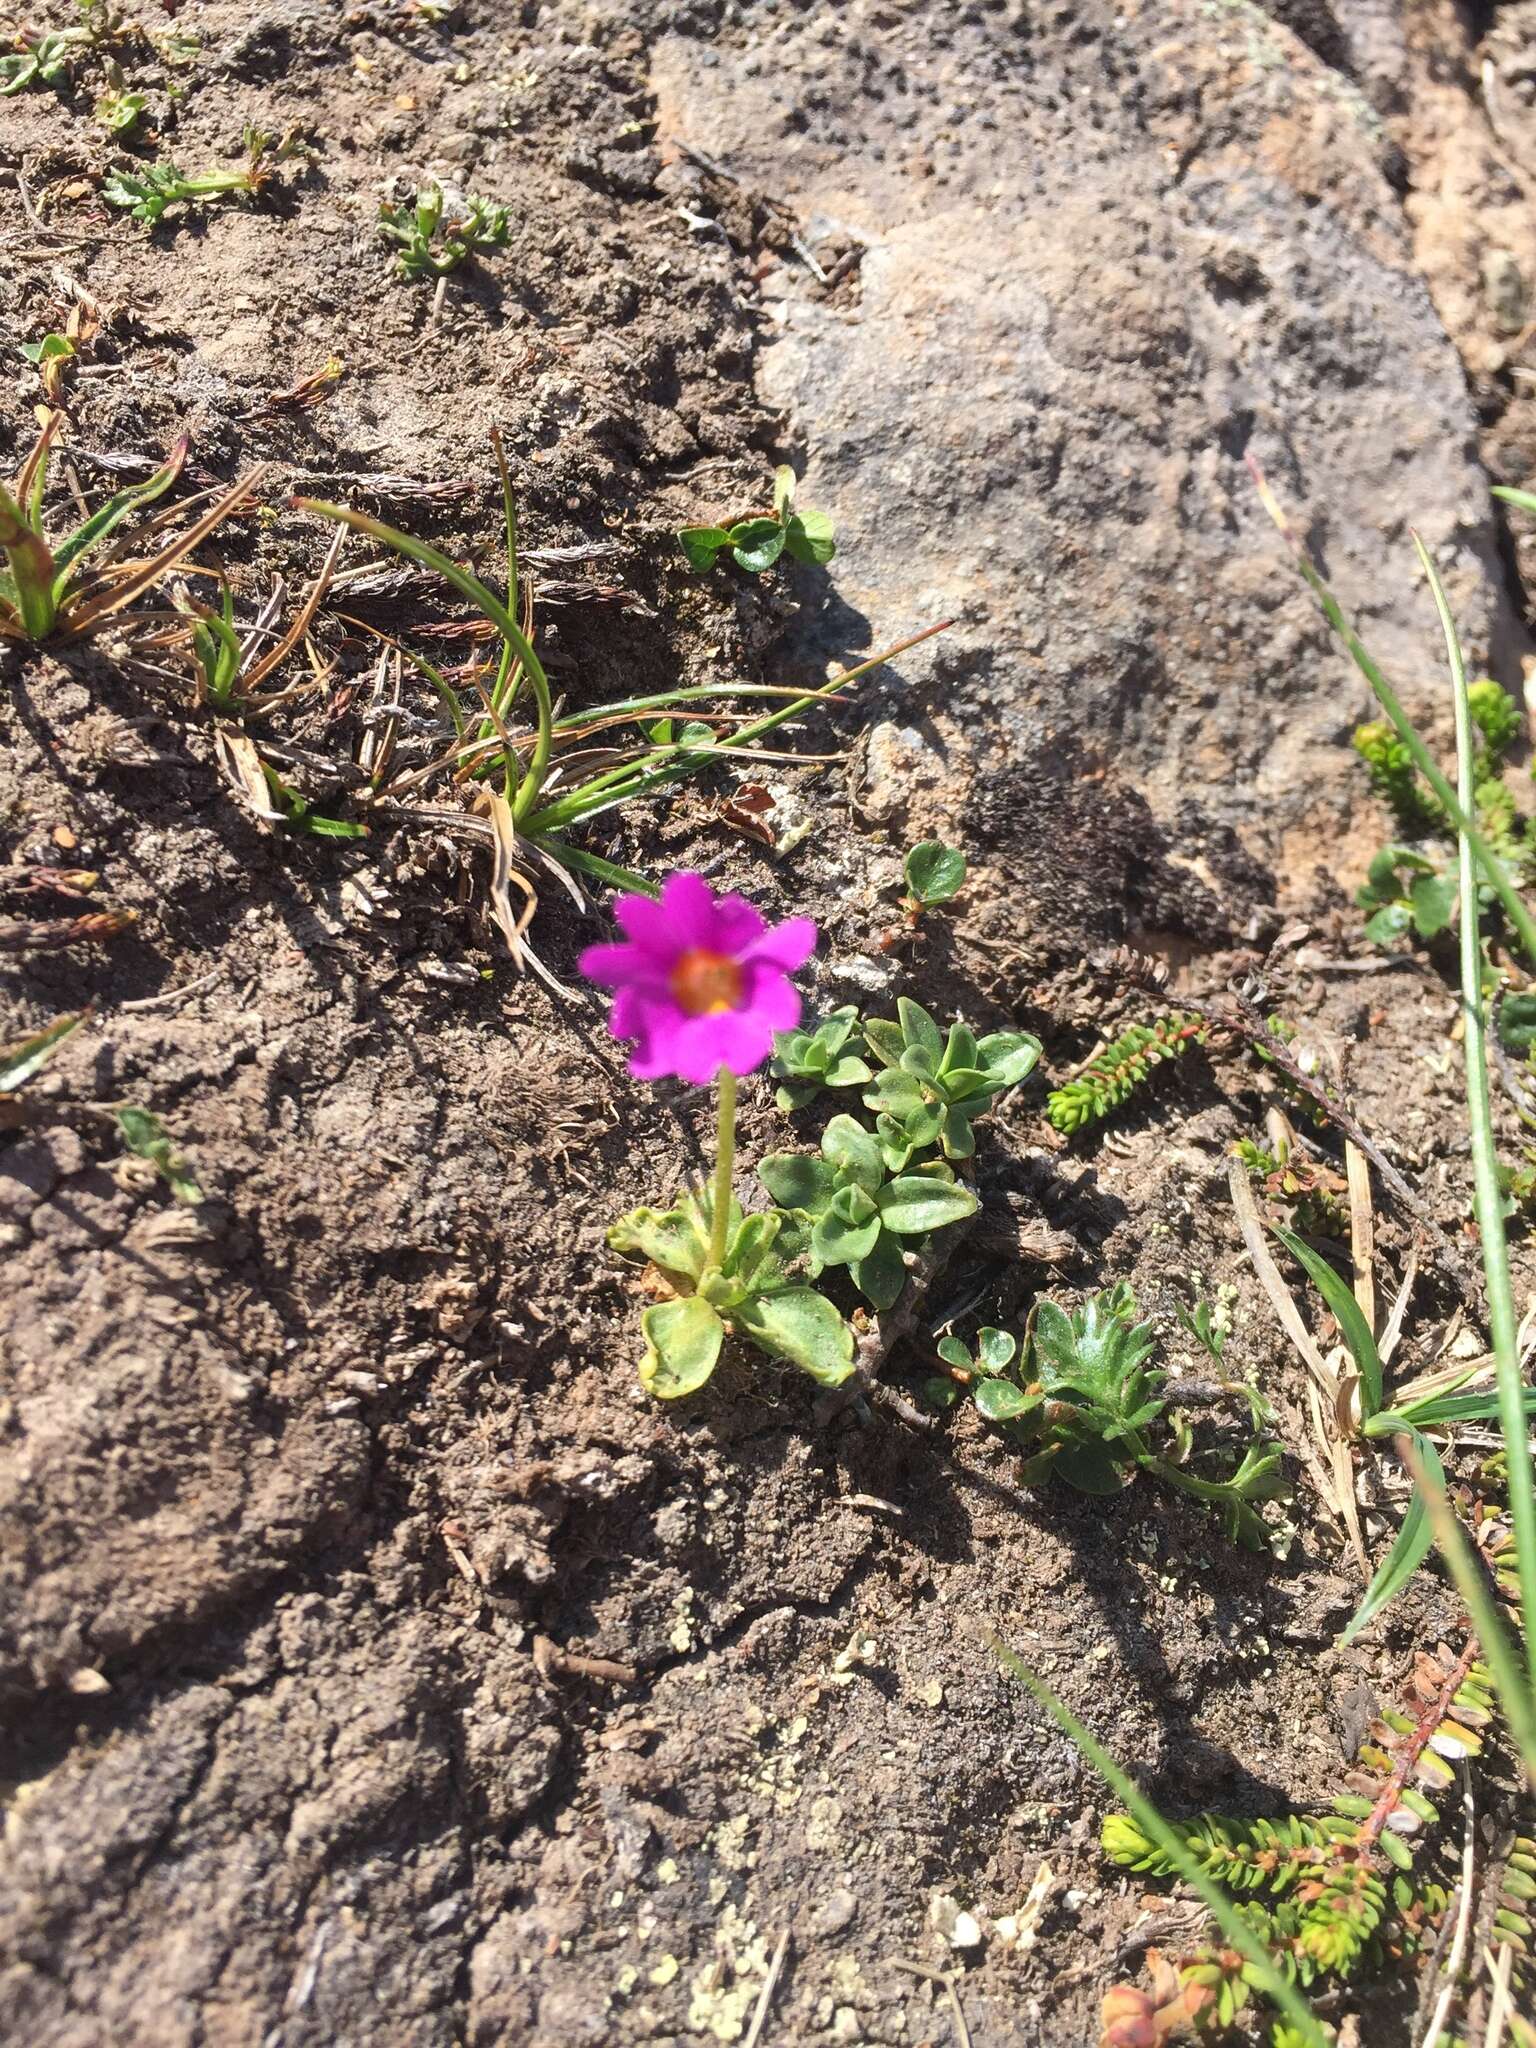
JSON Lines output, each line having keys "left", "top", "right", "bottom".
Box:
{"left": 670, "top": 947, "right": 744, "bottom": 1015}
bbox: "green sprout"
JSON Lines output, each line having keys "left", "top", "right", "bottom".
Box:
{"left": 678, "top": 465, "right": 836, "bottom": 576}
{"left": 759, "top": 1112, "right": 977, "bottom": 1311}
{"left": 96, "top": 82, "right": 147, "bottom": 134}
{"left": 1, "top": 28, "right": 81, "bottom": 94}
{"left": 116, "top": 1106, "right": 202, "bottom": 1205}
{"left": 0, "top": 412, "right": 257, "bottom": 645}
{"left": 863, "top": 998, "right": 1038, "bottom": 1167}
{"left": 377, "top": 181, "right": 509, "bottom": 278}
{"left": 609, "top": 1191, "right": 851, "bottom": 1398}
{"left": 1354, "top": 844, "right": 1456, "bottom": 947}
{"left": 104, "top": 125, "right": 300, "bottom": 225}
{"left": 900, "top": 839, "right": 966, "bottom": 920}
{"left": 0, "top": 1012, "right": 87, "bottom": 1097}
{"left": 767, "top": 1005, "right": 871, "bottom": 1110}
{"left": 948, "top": 1288, "right": 1288, "bottom": 1548}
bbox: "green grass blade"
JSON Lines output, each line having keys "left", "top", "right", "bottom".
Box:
{"left": 540, "top": 840, "right": 656, "bottom": 896}
{"left": 1339, "top": 1429, "right": 1441, "bottom": 1645}
{"left": 50, "top": 435, "right": 189, "bottom": 585}
{"left": 1417, "top": 531, "right": 1536, "bottom": 1690}
{"left": 0, "top": 1010, "right": 86, "bottom": 1091}
{"left": 291, "top": 496, "right": 555, "bottom": 823}
{"left": 0, "top": 477, "right": 59, "bottom": 638}
{"left": 1271, "top": 1222, "right": 1383, "bottom": 1418}
{"left": 1254, "top": 462, "right": 1536, "bottom": 967}
{"left": 994, "top": 1644, "right": 1330, "bottom": 2048}
{"left": 1395, "top": 1388, "right": 1536, "bottom": 1428}
{"left": 487, "top": 426, "right": 520, "bottom": 720}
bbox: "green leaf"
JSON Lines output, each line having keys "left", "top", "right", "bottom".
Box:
{"left": 823, "top": 1054, "right": 873, "bottom": 1088}
{"left": 1033, "top": 1294, "right": 1158, "bottom": 1415}
{"left": 865, "top": 1068, "right": 925, "bottom": 1115}
{"left": 758, "top": 1152, "right": 837, "bottom": 1215}
{"left": 115, "top": 1106, "right": 202, "bottom": 1205}
{"left": 975, "top": 1380, "right": 1037, "bottom": 1423}
{"left": 1052, "top": 1439, "right": 1133, "bottom": 1494}
{"left": 812, "top": 1185, "right": 881, "bottom": 1265}
{"left": 938, "top": 1104, "right": 977, "bottom": 1158}
{"left": 0, "top": 1010, "right": 86, "bottom": 1092}
{"left": 724, "top": 1211, "right": 785, "bottom": 1290}
{"left": 639, "top": 1296, "right": 724, "bottom": 1399}
{"left": 677, "top": 525, "right": 732, "bottom": 572}
{"left": 876, "top": 1174, "right": 978, "bottom": 1235}
{"left": 936, "top": 1335, "right": 971, "bottom": 1370}
{"left": 1499, "top": 991, "right": 1536, "bottom": 1056}
{"left": 1395, "top": 1386, "right": 1536, "bottom": 1428}
{"left": 735, "top": 1286, "right": 854, "bottom": 1383}
{"left": 783, "top": 507, "right": 836, "bottom": 565}
{"left": 729, "top": 518, "right": 786, "bottom": 573}
{"left": 1340, "top": 1430, "right": 1444, "bottom": 1643}
{"left": 1364, "top": 902, "right": 1411, "bottom": 946}
{"left": 772, "top": 465, "right": 796, "bottom": 520}
{"left": 821, "top": 1113, "right": 884, "bottom": 1193}
{"left": 976, "top": 1030, "right": 1042, "bottom": 1087}
{"left": 1271, "top": 1224, "right": 1383, "bottom": 1419}
{"left": 1409, "top": 871, "right": 1457, "bottom": 939}
{"left": 609, "top": 1201, "right": 711, "bottom": 1282}
{"left": 904, "top": 840, "right": 967, "bottom": 907}
{"left": 897, "top": 998, "right": 944, "bottom": 1059}
{"left": 862, "top": 1017, "right": 907, "bottom": 1069}
{"left": 849, "top": 1229, "right": 906, "bottom": 1310}
{"left": 976, "top": 1327, "right": 1017, "bottom": 1375}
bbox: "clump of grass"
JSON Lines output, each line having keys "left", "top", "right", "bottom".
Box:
{"left": 1, "top": 411, "right": 259, "bottom": 644}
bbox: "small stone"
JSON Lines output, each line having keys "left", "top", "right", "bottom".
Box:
{"left": 807, "top": 1889, "right": 858, "bottom": 1940}
{"left": 929, "top": 1893, "right": 984, "bottom": 1948}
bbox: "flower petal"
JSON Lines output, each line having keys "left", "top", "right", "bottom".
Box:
{"left": 742, "top": 915, "right": 817, "bottom": 972}
{"left": 657, "top": 871, "right": 720, "bottom": 950}
{"left": 578, "top": 940, "right": 671, "bottom": 991}
{"left": 708, "top": 891, "right": 766, "bottom": 955}
{"left": 671, "top": 1009, "right": 775, "bottom": 1083}
{"left": 613, "top": 891, "right": 685, "bottom": 963}
{"left": 741, "top": 962, "right": 802, "bottom": 1032}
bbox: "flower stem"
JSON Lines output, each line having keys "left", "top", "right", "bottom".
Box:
{"left": 708, "top": 1066, "right": 737, "bottom": 1272}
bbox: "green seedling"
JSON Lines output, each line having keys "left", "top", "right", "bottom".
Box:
{"left": 609, "top": 1190, "right": 852, "bottom": 1398}
{"left": 952, "top": 1287, "right": 1288, "bottom": 1547}
{"left": 116, "top": 1105, "right": 202, "bottom": 1204}
{"left": 861, "top": 997, "right": 1039, "bottom": 1167}
{"left": 1, "top": 28, "right": 81, "bottom": 94}
{"left": 104, "top": 124, "right": 299, "bottom": 224}
{"left": 924, "top": 1324, "right": 1016, "bottom": 1410}
{"left": 18, "top": 333, "right": 76, "bottom": 405}
{"left": 678, "top": 464, "right": 836, "bottom": 575}
{"left": 1355, "top": 844, "right": 1457, "bottom": 947}
{"left": 759, "top": 1112, "right": 978, "bottom": 1311}
{"left": 768, "top": 1004, "right": 871, "bottom": 1110}
{"left": 260, "top": 763, "right": 370, "bottom": 841}
{"left": 0, "top": 411, "right": 257, "bottom": 644}
{"left": 96, "top": 81, "right": 147, "bottom": 133}
{"left": 900, "top": 839, "right": 966, "bottom": 920}
{"left": 378, "top": 181, "right": 509, "bottom": 278}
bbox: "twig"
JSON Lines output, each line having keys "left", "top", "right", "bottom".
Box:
{"left": 888, "top": 1958, "right": 973, "bottom": 2048}
{"left": 1417, "top": 1763, "right": 1476, "bottom": 2048}
{"left": 120, "top": 970, "right": 220, "bottom": 1012}
{"left": 1346, "top": 1140, "right": 1376, "bottom": 1333}
{"left": 531, "top": 1636, "right": 637, "bottom": 1686}
{"left": 742, "top": 1931, "right": 789, "bottom": 2048}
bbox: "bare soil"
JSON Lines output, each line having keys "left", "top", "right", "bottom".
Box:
{"left": 2, "top": 3, "right": 1533, "bottom": 2045}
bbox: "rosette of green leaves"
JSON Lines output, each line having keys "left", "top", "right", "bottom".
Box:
{"left": 768, "top": 1005, "right": 872, "bottom": 1111}
{"left": 1356, "top": 846, "right": 1456, "bottom": 947}
{"left": 925, "top": 1325, "right": 1017, "bottom": 1410}
{"left": 1, "top": 30, "right": 80, "bottom": 95}
{"left": 956, "top": 1289, "right": 1287, "bottom": 1548}
{"left": 609, "top": 1191, "right": 852, "bottom": 1400}
{"left": 759, "top": 1113, "right": 978, "bottom": 1310}
{"left": 861, "top": 998, "right": 1040, "bottom": 1169}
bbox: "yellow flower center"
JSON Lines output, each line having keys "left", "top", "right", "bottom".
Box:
{"left": 670, "top": 947, "right": 744, "bottom": 1015}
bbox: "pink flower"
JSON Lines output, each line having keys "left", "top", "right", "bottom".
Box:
{"left": 580, "top": 872, "right": 817, "bottom": 1085}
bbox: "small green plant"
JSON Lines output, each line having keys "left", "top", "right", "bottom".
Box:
{"left": 1098, "top": 1638, "right": 1493, "bottom": 2041}
{"left": 116, "top": 1106, "right": 202, "bottom": 1205}
{"left": 1354, "top": 844, "right": 1457, "bottom": 946}
{"left": 767, "top": 1005, "right": 871, "bottom": 1111}
{"left": 759, "top": 1112, "right": 978, "bottom": 1311}
{"left": 900, "top": 839, "right": 966, "bottom": 920}
{"left": 378, "top": 181, "right": 509, "bottom": 278}
{"left": 1, "top": 28, "right": 80, "bottom": 94}
{"left": 678, "top": 465, "right": 836, "bottom": 575}
{"left": 0, "top": 1012, "right": 87, "bottom": 1099}
{"left": 945, "top": 1287, "right": 1287, "bottom": 1546}
{"left": 862, "top": 997, "right": 1039, "bottom": 1167}
{"left": 95, "top": 80, "right": 146, "bottom": 133}
{"left": 0, "top": 412, "right": 255, "bottom": 645}
{"left": 104, "top": 125, "right": 298, "bottom": 224}
{"left": 1047, "top": 1012, "right": 1209, "bottom": 1134}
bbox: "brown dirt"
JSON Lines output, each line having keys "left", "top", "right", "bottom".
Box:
{"left": 1, "top": 4, "right": 1531, "bottom": 2046}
